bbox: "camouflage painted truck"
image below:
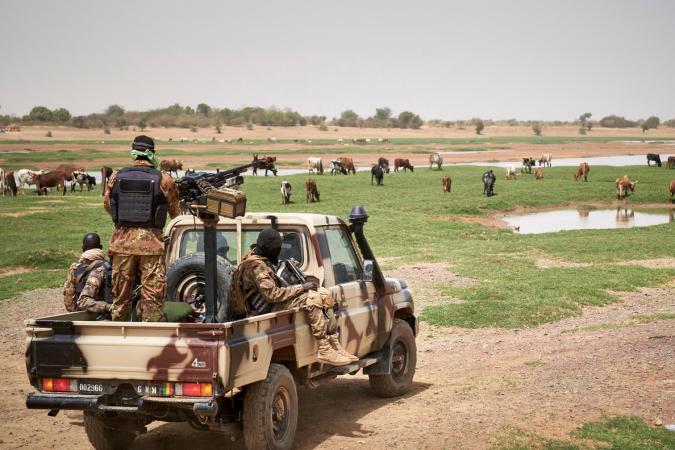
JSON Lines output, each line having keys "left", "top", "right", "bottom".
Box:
{"left": 24, "top": 205, "right": 417, "bottom": 450}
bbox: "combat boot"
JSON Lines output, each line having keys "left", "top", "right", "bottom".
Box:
{"left": 327, "top": 334, "right": 358, "bottom": 362}
{"left": 317, "top": 338, "right": 351, "bottom": 366}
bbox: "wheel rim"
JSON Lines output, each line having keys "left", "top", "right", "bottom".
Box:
{"left": 175, "top": 274, "right": 206, "bottom": 314}
{"left": 271, "top": 386, "right": 291, "bottom": 442}
{"left": 391, "top": 340, "right": 408, "bottom": 382}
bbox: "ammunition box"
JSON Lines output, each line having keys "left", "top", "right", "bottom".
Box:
{"left": 206, "top": 188, "right": 247, "bottom": 218}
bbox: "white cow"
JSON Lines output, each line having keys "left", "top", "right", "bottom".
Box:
{"left": 505, "top": 165, "right": 518, "bottom": 180}
{"left": 280, "top": 181, "right": 292, "bottom": 204}
{"left": 17, "top": 169, "right": 43, "bottom": 194}
{"left": 539, "top": 153, "right": 552, "bottom": 167}
{"left": 429, "top": 153, "right": 443, "bottom": 170}
{"left": 307, "top": 157, "right": 324, "bottom": 175}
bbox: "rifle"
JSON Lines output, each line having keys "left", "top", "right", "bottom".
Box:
{"left": 176, "top": 156, "right": 260, "bottom": 208}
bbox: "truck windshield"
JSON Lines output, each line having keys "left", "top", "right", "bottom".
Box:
{"left": 324, "top": 228, "right": 361, "bottom": 284}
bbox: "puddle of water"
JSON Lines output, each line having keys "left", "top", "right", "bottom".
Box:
{"left": 503, "top": 208, "right": 674, "bottom": 234}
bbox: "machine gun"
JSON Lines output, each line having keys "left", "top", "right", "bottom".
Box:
{"left": 176, "top": 156, "right": 260, "bottom": 208}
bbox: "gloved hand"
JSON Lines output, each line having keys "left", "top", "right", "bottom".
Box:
{"left": 302, "top": 282, "right": 317, "bottom": 292}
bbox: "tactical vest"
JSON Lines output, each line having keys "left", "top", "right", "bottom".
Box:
{"left": 110, "top": 167, "right": 167, "bottom": 229}
{"left": 74, "top": 260, "right": 113, "bottom": 303}
{"left": 229, "top": 255, "right": 277, "bottom": 319}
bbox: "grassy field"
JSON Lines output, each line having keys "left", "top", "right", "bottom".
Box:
{"left": 0, "top": 164, "right": 673, "bottom": 328}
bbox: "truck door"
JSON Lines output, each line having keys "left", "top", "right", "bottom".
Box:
{"left": 319, "top": 226, "right": 378, "bottom": 358}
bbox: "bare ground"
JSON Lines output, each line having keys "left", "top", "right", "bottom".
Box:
{"left": 0, "top": 265, "right": 673, "bottom": 449}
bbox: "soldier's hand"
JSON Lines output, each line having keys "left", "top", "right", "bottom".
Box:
{"left": 302, "top": 282, "right": 317, "bottom": 292}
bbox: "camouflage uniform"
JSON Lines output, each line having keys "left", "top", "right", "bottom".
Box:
{"left": 103, "top": 159, "right": 180, "bottom": 322}
{"left": 63, "top": 253, "right": 112, "bottom": 315}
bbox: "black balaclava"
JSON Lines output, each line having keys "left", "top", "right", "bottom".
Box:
{"left": 254, "top": 228, "right": 282, "bottom": 265}
{"left": 82, "top": 233, "right": 103, "bottom": 252}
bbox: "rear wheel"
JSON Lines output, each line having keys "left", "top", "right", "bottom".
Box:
{"left": 243, "top": 363, "right": 298, "bottom": 450}
{"left": 83, "top": 412, "right": 136, "bottom": 450}
{"left": 369, "top": 318, "right": 417, "bottom": 397}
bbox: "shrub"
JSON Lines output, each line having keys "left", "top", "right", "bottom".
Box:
{"left": 663, "top": 118, "right": 675, "bottom": 127}
{"left": 337, "top": 110, "right": 360, "bottom": 127}
{"left": 190, "top": 126, "right": 197, "bottom": 133}
{"left": 598, "top": 115, "right": 638, "bottom": 128}
{"left": 28, "top": 106, "right": 53, "bottom": 122}
{"left": 398, "top": 111, "right": 423, "bottom": 129}
{"left": 532, "top": 123, "right": 542, "bottom": 136}
{"left": 45, "top": 131, "right": 52, "bottom": 137}
{"left": 578, "top": 126, "right": 587, "bottom": 135}
{"left": 318, "top": 123, "right": 328, "bottom": 131}
{"left": 246, "top": 123, "right": 253, "bottom": 130}
{"left": 215, "top": 125, "right": 221, "bottom": 134}
{"left": 103, "top": 127, "right": 111, "bottom": 134}
{"left": 473, "top": 118, "right": 485, "bottom": 135}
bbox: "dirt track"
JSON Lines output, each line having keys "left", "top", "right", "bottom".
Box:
{"left": 1, "top": 264, "right": 673, "bottom": 449}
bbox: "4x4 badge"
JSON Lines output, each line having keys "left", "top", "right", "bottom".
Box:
{"left": 191, "top": 358, "right": 206, "bottom": 368}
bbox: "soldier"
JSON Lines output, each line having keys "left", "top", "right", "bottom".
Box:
{"left": 230, "top": 228, "right": 358, "bottom": 366}
{"left": 104, "top": 135, "right": 180, "bottom": 321}
{"left": 62, "top": 233, "right": 113, "bottom": 316}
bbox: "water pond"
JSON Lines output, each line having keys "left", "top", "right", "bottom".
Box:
{"left": 503, "top": 207, "right": 674, "bottom": 234}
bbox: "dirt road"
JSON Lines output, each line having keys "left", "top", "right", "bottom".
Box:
{"left": 1, "top": 264, "right": 673, "bottom": 449}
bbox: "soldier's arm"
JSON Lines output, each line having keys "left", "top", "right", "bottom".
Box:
{"left": 160, "top": 175, "right": 180, "bottom": 219}
{"left": 79, "top": 266, "right": 104, "bottom": 301}
{"left": 103, "top": 171, "right": 117, "bottom": 215}
{"left": 62, "top": 264, "right": 77, "bottom": 312}
{"left": 255, "top": 273, "right": 304, "bottom": 304}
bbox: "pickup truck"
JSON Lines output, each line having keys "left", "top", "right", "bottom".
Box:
{"left": 25, "top": 206, "right": 417, "bottom": 450}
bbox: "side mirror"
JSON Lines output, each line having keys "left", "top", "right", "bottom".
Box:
{"left": 362, "top": 260, "right": 374, "bottom": 282}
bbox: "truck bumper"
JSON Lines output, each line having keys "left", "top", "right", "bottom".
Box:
{"left": 27, "top": 393, "right": 100, "bottom": 411}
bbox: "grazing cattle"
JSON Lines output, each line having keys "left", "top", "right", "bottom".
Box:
{"left": 305, "top": 178, "right": 320, "bottom": 203}
{"left": 667, "top": 156, "right": 675, "bottom": 169}
{"left": 252, "top": 155, "right": 278, "bottom": 176}
{"left": 100, "top": 166, "right": 113, "bottom": 196}
{"left": 394, "top": 158, "right": 414, "bottom": 173}
{"left": 538, "top": 153, "right": 552, "bottom": 167}
{"left": 36, "top": 171, "right": 66, "bottom": 196}
{"left": 17, "top": 169, "right": 43, "bottom": 194}
{"left": 669, "top": 180, "right": 675, "bottom": 203}
{"left": 72, "top": 172, "right": 96, "bottom": 192}
{"left": 330, "top": 160, "right": 347, "bottom": 176}
{"left": 160, "top": 159, "right": 183, "bottom": 177}
{"left": 337, "top": 138, "right": 344, "bottom": 144}
{"left": 3, "top": 170, "right": 17, "bottom": 196}
{"left": 615, "top": 175, "right": 638, "bottom": 200}
{"left": 267, "top": 137, "right": 278, "bottom": 143}
{"left": 646, "top": 153, "right": 662, "bottom": 167}
{"left": 535, "top": 168, "right": 544, "bottom": 180}
{"left": 429, "top": 153, "right": 443, "bottom": 170}
{"left": 482, "top": 170, "right": 496, "bottom": 196}
{"left": 280, "top": 181, "right": 292, "bottom": 204}
{"left": 505, "top": 165, "right": 518, "bottom": 180}
{"left": 377, "top": 138, "right": 389, "bottom": 144}
{"left": 377, "top": 157, "right": 390, "bottom": 173}
{"left": 442, "top": 175, "right": 451, "bottom": 193}
{"left": 352, "top": 138, "right": 367, "bottom": 144}
{"left": 54, "top": 164, "right": 84, "bottom": 191}
{"left": 371, "top": 165, "right": 384, "bottom": 185}
{"left": 337, "top": 157, "right": 356, "bottom": 175}
{"left": 522, "top": 157, "right": 536, "bottom": 174}
{"left": 573, "top": 162, "right": 590, "bottom": 182}
{"left": 307, "top": 157, "right": 324, "bottom": 175}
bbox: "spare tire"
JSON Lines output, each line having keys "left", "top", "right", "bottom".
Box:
{"left": 166, "top": 254, "right": 233, "bottom": 323}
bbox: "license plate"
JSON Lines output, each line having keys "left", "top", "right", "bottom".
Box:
{"left": 78, "top": 382, "right": 104, "bottom": 394}
{"left": 134, "top": 382, "right": 170, "bottom": 396}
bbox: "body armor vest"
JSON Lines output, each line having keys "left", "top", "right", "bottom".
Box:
{"left": 74, "top": 260, "right": 113, "bottom": 303}
{"left": 110, "top": 167, "right": 167, "bottom": 229}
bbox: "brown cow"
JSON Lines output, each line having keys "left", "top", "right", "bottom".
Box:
{"left": 337, "top": 157, "right": 356, "bottom": 175}
{"left": 667, "top": 156, "right": 675, "bottom": 169}
{"left": 160, "top": 159, "right": 183, "bottom": 177}
{"left": 252, "top": 155, "right": 278, "bottom": 176}
{"left": 36, "top": 171, "right": 66, "bottom": 196}
{"left": 535, "top": 168, "right": 544, "bottom": 180}
{"left": 442, "top": 175, "right": 451, "bottom": 193}
{"left": 668, "top": 180, "right": 675, "bottom": 203}
{"left": 615, "top": 175, "right": 638, "bottom": 200}
{"left": 305, "top": 178, "right": 320, "bottom": 203}
{"left": 573, "top": 162, "right": 590, "bottom": 182}
{"left": 3, "top": 170, "right": 17, "bottom": 196}
{"left": 100, "top": 166, "right": 113, "bottom": 196}
{"left": 394, "top": 158, "right": 414, "bottom": 173}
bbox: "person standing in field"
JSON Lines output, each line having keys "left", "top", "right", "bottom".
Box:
{"left": 103, "top": 135, "right": 180, "bottom": 321}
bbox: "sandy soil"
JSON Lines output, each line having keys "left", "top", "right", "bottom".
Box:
{"left": 0, "top": 263, "right": 672, "bottom": 449}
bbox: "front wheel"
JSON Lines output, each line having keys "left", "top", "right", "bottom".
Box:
{"left": 369, "top": 318, "right": 417, "bottom": 397}
{"left": 83, "top": 412, "right": 137, "bottom": 450}
{"left": 243, "top": 363, "right": 298, "bottom": 450}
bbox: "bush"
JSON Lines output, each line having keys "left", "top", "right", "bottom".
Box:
{"left": 663, "top": 118, "right": 675, "bottom": 127}
{"left": 318, "top": 123, "right": 328, "bottom": 131}
{"left": 599, "top": 115, "right": 638, "bottom": 128}
{"left": 246, "top": 123, "right": 253, "bottom": 130}
{"left": 532, "top": 123, "right": 542, "bottom": 136}
{"left": 28, "top": 106, "right": 53, "bottom": 122}
{"left": 473, "top": 118, "right": 485, "bottom": 135}
{"left": 640, "top": 116, "right": 660, "bottom": 133}
{"left": 103, "top": 127, "right": 111, "bottom": 134}
{"left": 337, "top": 110, "right": 360, "bottom": 127}
{"left": 190, "top": 126, "right": 197, "bottom": 132}
{"left": 45, "top": 131, "right": 52, "bottom": 137}
{"left": 398, "top": 111, "right": 423, "bottom": 129}
{"left": 578, "top": 126, "right": 587, "bottom": 135}
{"left": 215, "top": 125, "right": 222, "bottom": 134}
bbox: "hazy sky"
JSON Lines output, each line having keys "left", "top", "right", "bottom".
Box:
{"left": 2, "top": 0, "right": 674, "bottom": 121}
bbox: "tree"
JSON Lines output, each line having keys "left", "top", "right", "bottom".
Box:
{"left": 137, "top": 117, "right": 147, "bottom": 130}
{"left": 337, "top": 110, "right": 360, "bottom": 127}
{"left": 599, "top": 115, "right": 638, "bottom": 128}
{"left": 397, "top": 111, "right": 423, "bottom": 129}
{"left": 532, "top": 123, "right": 542, "bottom": 136}
{"left": 473, "top": 118, "right": 485, "bottom": 135}
{"left": 106, "top": 104, "right": 125, "bottom": 116}
{"left": 641, "top": 116, "right": 660, "bottom": 133}
{"left": 375, "top": 107, "right": 392, "bottom": 121}
{"left": 28, "top": 106, "right": 53, "bottom": 122}
{"left": 52, "top": 107, "right": 71, "bottom": 122}
{"left": 196, "top": 103, "right": 211, "bottom": 117}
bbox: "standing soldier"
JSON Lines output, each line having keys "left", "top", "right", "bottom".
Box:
{"left": 230, "top": 228, "right": 358, "bottom": 366}
{"left": 62, "top": 233, "right": 113, "bottom": 316}
{"left": 104, "top": 135, "right": 180, "bottom": 321}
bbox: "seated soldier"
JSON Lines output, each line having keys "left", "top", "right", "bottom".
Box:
{"left": 230, "top": 228, "right": 358, "bottom": 366}
{"left": 62, "top": 233, "right": 113, "bottom": 316}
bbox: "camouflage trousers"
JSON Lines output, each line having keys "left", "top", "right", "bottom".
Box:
{"left": 273, "top": 289, "right": 337, "bottom": 339}
{"left": 111, "top": 254, "right": 166, "bottom": 322}
{"left": 76, "top": 297, "right": 111, "bottom": 314}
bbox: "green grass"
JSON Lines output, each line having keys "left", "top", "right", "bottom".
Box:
{"left": 0, "top": 165, "right": 673, "bottom": 327}
{"left": 524, "top": 359, "right": 545, "bottom": 367}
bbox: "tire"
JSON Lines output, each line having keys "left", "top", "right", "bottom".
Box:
{"left": 166, "top": 253, "right": 233, "bottom": 322}
{"left": 369, "top": 318, "right": 417, "bottom": 398}
{"left": 243, "top": 363, "right": 298, "bottom": 450}
{"left": 83, "top": 412, "right": 136, "bottom": 450}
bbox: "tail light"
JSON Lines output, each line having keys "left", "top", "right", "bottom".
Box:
{"left": 175, "top": 382, "right": 213, "bottom": 397}
{"left": 42, "top": 378, "right": 77, "bottom": 392}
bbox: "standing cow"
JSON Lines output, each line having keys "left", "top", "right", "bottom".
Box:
{"left": 36, "top": 171, "right": 66, "bottom": 196}
{"left": 535, "top": 168, "right": 544, "bottom": 180}
{"left": 330, "top": 160, "right": 347, "bottom": 176}
{"left": 305, "top": 179, "right": 320, "bottom": 203}
{"left": 574, "top": 162, "right": 590, "bottom": 182}
{"left": 252, "top": 155, "right": 278, "bottom": 176}
{"left": 615, "top": 175, "right": 638, "bottom": 200}
{"left": 669, "top": 180, "right": 675, "bottom": 203}
{"left": 280, "top": 181, "right": 292, "bottom": 204}
{"left": 522, "top": 157, "right": 535, "bottom": 174}
{"left": 307, "top": 157, "right": 324, "bottom": 175}
{"left": 160, "top": 159, "right": 183, "bottom": 177}
{"left": 371, "top": 165, "right": 384, "bottom": 185}
{"left": 429, "top": 153, "right": 443, "bottom": 170}
{"left": 337, "top": 157, "right": 356, "bottom": 175}
{"left": 668, "top": 156, "right": 675, "bottom": 169}
{"left": 72, "top": 172, "right": 96, "bottom": 192}
{"left": 538, "top": 153, "right": 552, "bottom": 167}
{"left": 3, "top": 170, "right": 17, "bottom": 196}
{"left": 646, "top": 153, "right": 662, "bottom": 167}
{"left": 377, "top": 157, "right": 390, "bottom": 173}
{"left": 442, "top": 175, "right": 451, "bottom": 193}
{"left": 101, "top": 166, "right": 113, "bottom": 196}
{"left": 505, "top": 165, "right": 518, "bottom": 180}
{"left": 17, "top": 169, "right": 43, "bottom": 194}
{"left": 482, "top": 170, "right": 496, "bottom": 196}
{"left": 394, "top": 158, "right": 414, "bottom": 172}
